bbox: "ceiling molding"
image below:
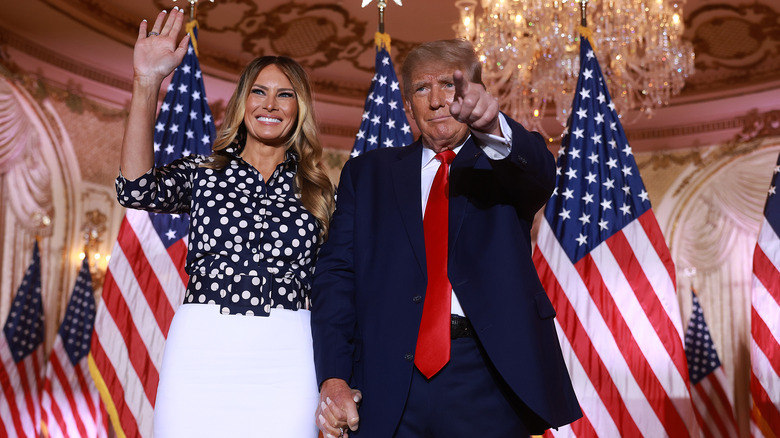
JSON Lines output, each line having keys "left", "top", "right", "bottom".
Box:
{"left": 0, "top": 27, "right": 132, "bottom": 93}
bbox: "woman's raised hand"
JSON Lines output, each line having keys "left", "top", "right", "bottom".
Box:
{"left": 133, "top": 8, "right": 190, "bottom": 83}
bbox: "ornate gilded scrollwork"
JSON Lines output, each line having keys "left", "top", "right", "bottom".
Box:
{"left": 153, "top": 0, "right": 412, "bottom": 74}
{"left": 684, "top": 2, "right": 780, "bottom": 90}
{"left": 738, "top": 109, "right": 780, "bottom": 141}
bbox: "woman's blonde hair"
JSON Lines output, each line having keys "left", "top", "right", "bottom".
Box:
{"left": 203, "top": 56, "right": 335, "bottom": 240}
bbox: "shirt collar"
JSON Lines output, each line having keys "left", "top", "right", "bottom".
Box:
{"left": 223, "top": 144, "right": 300, "bottom": 169}
{"left": 421, "top": 135, "right": 469, "bottom": 169}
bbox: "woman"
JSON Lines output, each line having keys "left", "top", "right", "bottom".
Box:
{"left": 117, "top": 8, "right": 334, "bottom": 437}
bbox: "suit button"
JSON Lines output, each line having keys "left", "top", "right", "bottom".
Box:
{"left": 404, "top": 353, "right": 414, "bottom": 361}
{"left": 412, "top": 295, "right": 422, "bottom": 303}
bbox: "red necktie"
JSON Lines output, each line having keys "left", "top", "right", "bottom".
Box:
{"left": 415, "top": 149, "right": 456, "bottom": 379}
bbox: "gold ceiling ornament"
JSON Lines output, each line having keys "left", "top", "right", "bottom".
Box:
{"left": 455, "top": 0, "right": 695, "bottom": 135}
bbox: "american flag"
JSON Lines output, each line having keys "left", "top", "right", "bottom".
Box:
{"left": 750, "top": 151, "right": 780, "bottom": 437}
{"left": 89, "top": 24, "right": 215, "bottom": 438}
{"left": 684, "top": 289, "right": 738, "bottom": 438}
{"left": 0, "top": 241, "right": 45, "bottom": 437}
{"left": 532, "top": 37, "right": 697, "bottom": 436}
{"left": 350, "top": 34, "right": 412, "bottom": 157}
{"left": 41, "top": 257, "right": 109, "bottom": 438}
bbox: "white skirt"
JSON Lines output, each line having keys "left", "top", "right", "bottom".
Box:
{"left": 153, "top": 304, "right": 320, "bottom": 437}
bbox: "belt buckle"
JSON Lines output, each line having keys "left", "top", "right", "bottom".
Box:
{"left": 450, "top": 315, "right": 471, "bottom": 339}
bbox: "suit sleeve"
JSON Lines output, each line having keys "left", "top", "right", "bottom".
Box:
{"left": 311, "top": 158, "right": 359, "bottom": 388}
{"left": 488, "top": 116, "right": 556, "bottom": 220}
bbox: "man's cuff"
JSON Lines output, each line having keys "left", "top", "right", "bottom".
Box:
{"left": 472, "top": 113, "right": 512, "bottom": 159}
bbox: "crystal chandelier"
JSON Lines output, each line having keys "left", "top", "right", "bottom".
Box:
{"left": 455, "top": 0, "right": 695, "bottom": 135}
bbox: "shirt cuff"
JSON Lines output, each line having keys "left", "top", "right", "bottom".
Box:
{"left": 472, "top": 113, "right": 512, "bottom": 160}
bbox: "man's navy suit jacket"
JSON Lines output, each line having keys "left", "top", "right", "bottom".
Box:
{"left": 312, "top": 116, "right": 582, "bottom": 436}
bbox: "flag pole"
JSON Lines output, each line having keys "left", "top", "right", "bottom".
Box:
{"left": 578, "top": 0, "right": 595, "bottom": 47}
{"left": 378, "top": 0, "right": 386, "bottom": 34}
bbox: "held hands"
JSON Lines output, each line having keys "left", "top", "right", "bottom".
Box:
{"left": 449, "top": 70, "right": 501, "bottom": 137}
{"left": 316, "top": 378, "right": 362, "bottom": 438}
{"left": 133, "top": 8, "right": 190, "bottom": 83}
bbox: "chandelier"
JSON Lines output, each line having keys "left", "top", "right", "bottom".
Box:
{"left": 455, "top": 0, "right": 695, "bottom": 135}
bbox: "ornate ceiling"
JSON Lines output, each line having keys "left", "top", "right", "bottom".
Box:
{"left": 1, "top": 0, "right": 779, "bottom": 151}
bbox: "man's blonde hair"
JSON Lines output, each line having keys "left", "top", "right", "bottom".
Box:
{"left": 401, "top": 39, "right": 484, "bottom": 99}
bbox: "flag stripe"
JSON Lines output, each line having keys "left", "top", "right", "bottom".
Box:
{"left": 752, "top": 306, "right": 780, "bottom": 378}
{"left": 637, "top": 212, "right": 677, "bottom": 291}
{"left": 535, "top": 251, "right": 627, "bottom": 436}
{"left": 90, "top": 330, "right": 141, "bottom": 438}
{"left": 694, "top": 375, "right": 736, "bottom": 438}
{"left": 575, "top": 251, "right": 687, "bottom": 436}
{"left": 50, "top": 352, "right": 90, "bottom": 436}
{"left": 97, "top": 266, "right": 160, "bottom": 415}
{"left": 124, "top": 210, "right": 187, "bottom": 310}
{"left": 632, "top": 214, "right": 686, "bottom": 348}
{"left": 42, "top": 358, "right": 72, "bottom": 437}
{"left": 751, "top": 368, "right": 780, "bottom": 434}
{"left": 606, "top": 225, "right": 691, "bottom": 395}
{"left": 0, "top": 346, "right": 27, "bottom": 435}
{"left": 118, "top": 215, "right": 178, "bottom": 334}
{"left": 17, "top": 358, "right": 38, "bottom": 431}
{"left": 752, "top": 183, "right": 780, "bottom": 437}
{"left": 756, "top": 219, "right": 780, "bottom": 281}
{"left": 539, "top": 234, "right": 662, "bottom": 435}
{"left": 708, "top": 370, "right": 738, "bottom": 436}
{"left": 535, "top": 225, "right": 654, "bottom": 436}
{"left": 753, "top": 243, "right": 780, "bottom": 307}
{"left": 100, "top": 262, "right": 160, "bottom": 403}
{"left": 41, "top": 256, "right": 108, "bottom": 438}
{"left": 73, "top": 361, "right": 99, "bottom": 422}
{"left": 168, "top": 239, "right": 189, "bottom": 288}
{"left": 751, "top": 392, "right": 779, "bottom": 438}
{"left": 692, "top": 382, "right": 726, "bottom": 438}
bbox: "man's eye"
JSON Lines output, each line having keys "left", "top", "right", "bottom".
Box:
{"left": 445, "top": 82, "right": 455, "bottom": 88}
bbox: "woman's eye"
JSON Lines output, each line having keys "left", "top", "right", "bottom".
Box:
{"left": 252, "top": 88, "right": 266, "bottom": 95}
{"left": 279, "top": 92, "right": 295, "bottom": 98}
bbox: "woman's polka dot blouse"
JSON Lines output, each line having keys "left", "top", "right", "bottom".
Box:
{"left": 116, "top": 147, "right": 320, "bottom": 317}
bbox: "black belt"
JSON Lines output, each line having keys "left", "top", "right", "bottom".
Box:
{"left": 451, "top": 315, "right": 474, "bottom": 339}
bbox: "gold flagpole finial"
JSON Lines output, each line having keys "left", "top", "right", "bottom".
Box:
{"left": 362, "top": 0, "right": 402, "bottom": 37}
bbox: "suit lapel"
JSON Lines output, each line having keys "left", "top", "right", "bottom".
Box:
{"left": 392, "top": 142, "right": 426, "bottom": 274}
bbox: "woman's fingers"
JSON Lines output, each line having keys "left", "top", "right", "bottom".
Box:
{"left": 169, "top": 8, "right": 186, "bottom": 39}
{"left": 149, "top": 10, "right": 167, "bottom": 36}
{"left": 137, "top": 19, "right": 148, "bottom": 42}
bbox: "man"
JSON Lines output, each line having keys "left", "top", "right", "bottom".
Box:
{"left": 311, "top": 39, "right": 581, "bottom": 437}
